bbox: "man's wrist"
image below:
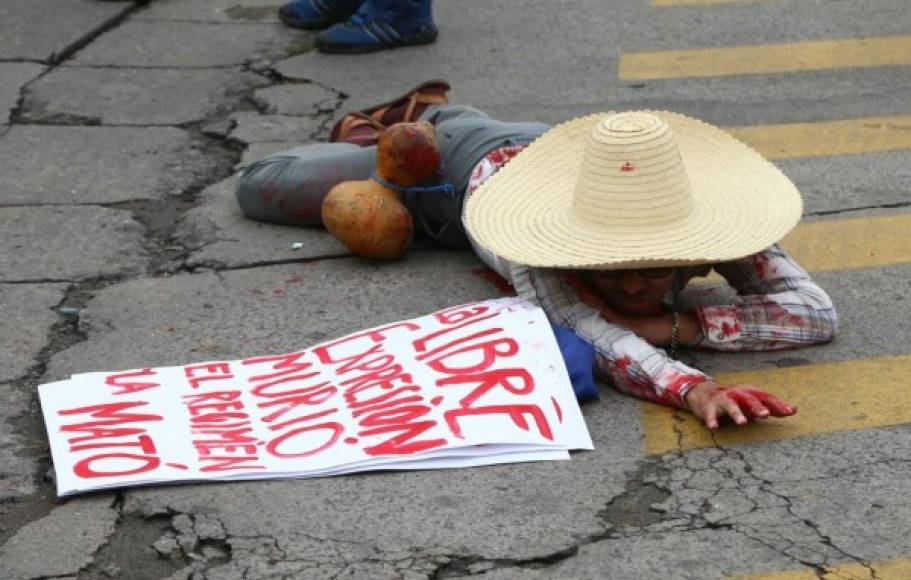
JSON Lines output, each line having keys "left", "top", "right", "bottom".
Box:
{"left": 678, "top": 312, "right": 700, "bottom": 345}
{"left": 670, "top": 311, "right": 680, "bottom": 354}
{"left": 683, "top": 380, "right": 714, "bottom": 409}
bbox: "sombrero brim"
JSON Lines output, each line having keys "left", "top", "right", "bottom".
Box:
{"left": 463, "top": 111, "right": 803, "bottom": 270}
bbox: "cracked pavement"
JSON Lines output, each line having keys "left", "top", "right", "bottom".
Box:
{"left": 1, "top": 0, "right": 910, "bottom": 578}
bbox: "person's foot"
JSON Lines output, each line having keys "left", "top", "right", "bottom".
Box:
{"left": 315, "top": 0, "right": 437, "bottom": 54}
{"left": 278, "top": 0, "right": 364, "bottom": 30}
{"left": 330, "top": 79, "right": 450, "bottom": 146}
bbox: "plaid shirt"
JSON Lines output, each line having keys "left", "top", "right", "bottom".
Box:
{"left": 468, "top": 146, "right": 838, "bottom": 409}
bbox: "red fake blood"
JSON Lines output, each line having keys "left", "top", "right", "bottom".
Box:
{"left": 294, "top": 207, "right": 316, "bottom": 221}
{"left": 261, "top": 189, "right": 276, "bottom": 203}
{"left": 620, "top": 162, "right": 635, "bottom": 172}
{"left": 721, "top": 320, "right": 741, "bottom": 337}
{"left": 753, "top": 252, "right": 771, "bottom": 278}
{"left": 402, "top": 128, "right": 440, "bottom": 179}
{"left": 607, "top": 356, "right": 657, "bottom": 398}
{"left": 662, "top": 372, "right": 706, "bottom": 396}
{"left": 609, "top": 356, "right": 641, "bottom": 386}
{"left": 767, "top": 304, "right": 789, "bottom": 320}
{"left": 611, "top": 356, "right": 634, "bottom": 373}
{"left": 788, "top": 315, "right": 805, "bottom": 327}
{"left": 472, "top": 267, "right": 516, "bottom": 295}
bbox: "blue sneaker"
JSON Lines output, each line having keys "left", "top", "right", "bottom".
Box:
{"left": 278, "top": 0, "right": 364, "bottom": 30}
{"left": 315, "top": 0, "right": 437, "bottom": 54}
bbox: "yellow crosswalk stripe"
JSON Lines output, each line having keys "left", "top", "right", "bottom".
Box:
{"left": 695, "top": 213, "right": 911, "bottom": 287}
{"left": 641, "top": 354, "right": 911, "bottom": 455}
{"left": 652, "top": 0, "right": 755, "bottom": 5}
{"left": 779, "top": 214, "right": 911, "bottom": 273}
{"left": 619, "top": 36, "right": 911, "bottom": 80}
{"left": 726, "top": 115, "right": 911, "bottom": 160}
{"left": 728, "top": 557, "right": 911, "bottom": 579}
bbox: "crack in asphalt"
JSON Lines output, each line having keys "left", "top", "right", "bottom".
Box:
{"left": 0, "top": 24, "right": 365, "bottom": 580}
{"left": 1, "top": 6, "right": 290, "bottom": 563}
{"left": 722, "top": 446, "right": 880, "bottom": 578}
{"left": 60, "top": 63, "right": 249, "bottom": 71}
{"left": 40, "top": 3, "right": 146, "bottom": 66}
{"left": 667, "top": 443, "right": 878, "bottom": 576}
{"left": 805, "top": 200, "right": 911, "bottom": 217}
{"left": 132, "top": 18, "right": 282, "bottom": 25}
{"left": 180, "top": 252, "right": 355, "bottom": 274}
{"left": 7, "top": 4, "right": 905, "bottom": 580}
{"left": 0, "top": 281, "right": 109, "bottom": 546}
{"left": 0, "top": 58, "right": 47, "bottom": 64}
{"left": 7, "top": 66, "right": 51, "bottom": 127}
{"left": 426, "top": 462, "right": 672, "bottom": 577}
{"left": 442, "top": 441, "right": 886, "bottom": 579}
{"left": 2, "top": 278, "right": 86, "bottom": 285}
{"left": 175, "top": 241, "right": 471, "bottom": 275}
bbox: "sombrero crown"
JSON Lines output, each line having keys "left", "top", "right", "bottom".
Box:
{"left": 464, "top": 110, "right": 802, "bottom": 270}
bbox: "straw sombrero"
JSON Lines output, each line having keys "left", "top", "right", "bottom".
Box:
{"left": 463, "top": 110, "right": 802, "bottom": 270}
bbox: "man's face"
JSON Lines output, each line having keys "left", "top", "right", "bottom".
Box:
{"left": 587, "top": 268, "right": 676, "bottom": 317}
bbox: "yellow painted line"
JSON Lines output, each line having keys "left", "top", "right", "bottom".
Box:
{"left": 731, "top": 571, "right": 816, "bottom": 580}
{"left": 729, "top": 557, "right": 911, "bottom": 579}
{"left": 618, "top": 36, "right": 911, "bottom": 80}
{"left": 781, "top": 213, "right": 911, "bottom": 272}
{"left": 641, "top": 354, "right": 911, "bottom": 455}
{"left": 695, "top": 213, "right": 911, "bottom": 286}
{"left": 652, "top": 0, "right": 755, "bottom": 5}
{"left": 725, "top": 115, "right": 911, "bottom": 160}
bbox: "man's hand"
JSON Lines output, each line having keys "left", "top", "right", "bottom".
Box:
{"left": 684, "top": 381, "right": 796, "bottom": 431}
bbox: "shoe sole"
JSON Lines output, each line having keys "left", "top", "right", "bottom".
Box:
{"left": 315, "top": 28, "right": 438, "bottom": 54}
{"left": 278, "top": 12, "right": 351, "bottom": 30}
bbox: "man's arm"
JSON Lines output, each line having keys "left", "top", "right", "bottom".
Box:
{"left": 510, "top": 264, "right": 707, "bottom": 409}
{"left": 511, "top": 263, "right": 797, "bottom": 429}
{"left": 694, "top": 245, "right": 838, "bottom": 351}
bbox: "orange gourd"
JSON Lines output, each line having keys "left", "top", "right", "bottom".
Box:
{"left": 322, "top": 122, "right": 440, "bottom": 261}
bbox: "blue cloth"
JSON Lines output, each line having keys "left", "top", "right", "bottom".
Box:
{"left": 551, "top": 324, "right": 599, "bottom": 402}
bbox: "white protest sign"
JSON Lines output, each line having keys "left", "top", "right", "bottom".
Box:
{"left": 40, "top": 297, "right": 593, "bottom": 496}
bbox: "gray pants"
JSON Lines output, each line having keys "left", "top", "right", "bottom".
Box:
{"left": 235, "top": 104, "right": 549, "bottom": 248}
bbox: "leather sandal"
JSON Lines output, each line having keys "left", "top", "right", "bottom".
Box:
{"left": 330, "top": 79, "right": 450, "bottom": 145}
{"left": 332, "top": 111, "right": 386, "bottom": 147}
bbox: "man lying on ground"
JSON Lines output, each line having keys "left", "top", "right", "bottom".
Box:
{"left": 234, "top": 80, "right": 838, "bottom": 432}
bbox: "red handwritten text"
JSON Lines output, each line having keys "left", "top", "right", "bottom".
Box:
{"left": 58, "top": 401, "right": 163, "bottom": 478}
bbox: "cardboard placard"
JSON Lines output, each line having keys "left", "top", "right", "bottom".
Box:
{"left": 40, "top": 298, "right": 593, "bottom": 496}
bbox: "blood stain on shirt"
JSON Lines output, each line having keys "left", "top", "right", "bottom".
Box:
{"left": 472, "top": 267, "right": 516, "bottom": 296}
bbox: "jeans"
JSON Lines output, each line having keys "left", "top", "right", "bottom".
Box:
{"left": 234, "top": 104, "right": 549, "bottom": 249}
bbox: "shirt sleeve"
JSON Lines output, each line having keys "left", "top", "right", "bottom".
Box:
{"left": 509, "top": 263, "right": 708, "bottom": 409}
{"left": 693, "top": 245, "right": 838, "bottom": 351}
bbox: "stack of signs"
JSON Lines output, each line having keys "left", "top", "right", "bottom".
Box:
{"left": 39, "top": 297, "right": 594, "bottom": 496}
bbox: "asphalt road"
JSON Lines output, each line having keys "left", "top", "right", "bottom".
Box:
{"left": 1, "top": 0, "right": 910, "bottom": 578}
